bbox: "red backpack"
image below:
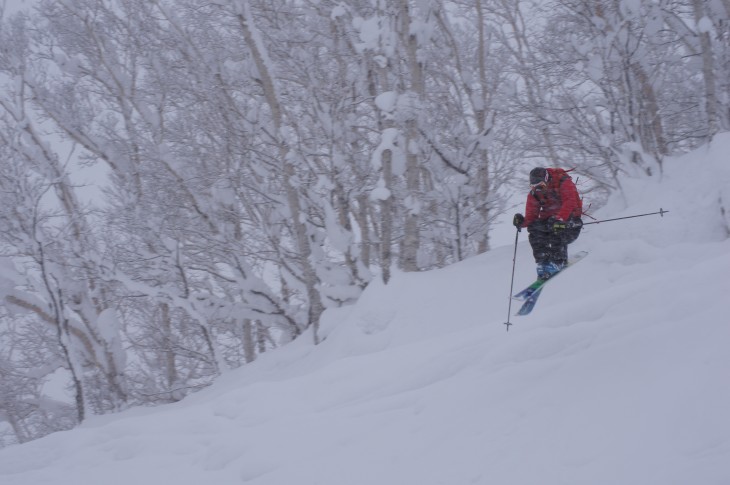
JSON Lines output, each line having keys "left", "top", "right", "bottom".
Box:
{"left": 545, "top": 168, "right": 583, "bottom": 218}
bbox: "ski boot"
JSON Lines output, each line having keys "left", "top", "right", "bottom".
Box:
{"left": 536, "top": 261, "right": 564, "bottom": 281}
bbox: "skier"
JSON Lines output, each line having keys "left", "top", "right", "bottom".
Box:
{"left": 512, "top": 167, "right": 583, "bottom": 280}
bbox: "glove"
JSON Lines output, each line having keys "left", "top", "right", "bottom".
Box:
{"left": 513, "top": 213, "right": 525, "bottom": 228}
{"left": 550, "top": 217, "right": 567, "bottom": 233}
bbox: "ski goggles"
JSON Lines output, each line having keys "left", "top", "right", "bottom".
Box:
{"left": 530, "top": 181, "right": 547, "bottom": 190}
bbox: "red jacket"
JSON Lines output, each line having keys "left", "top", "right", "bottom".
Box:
{"left": 522, "top": 168, "right": 582, "bottom": 227}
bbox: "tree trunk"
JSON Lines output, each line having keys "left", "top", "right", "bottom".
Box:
{"left": 399, "top": 0, "right": 422, "bottom": 272}
{"left": 237, "top": 0, "right": 324, "bottom": 343}
{"left": 380, "top": 148, "right": 395, "bottom": 284}
{"left": 242, "top": 318, "right": 256, "bottom": 364}
{"left": 692, "top": 0, "right": 719, "bottom": 139}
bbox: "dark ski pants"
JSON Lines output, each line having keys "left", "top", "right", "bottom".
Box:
{"left": 527, "top": 218, "right": 582, "bottom": 265}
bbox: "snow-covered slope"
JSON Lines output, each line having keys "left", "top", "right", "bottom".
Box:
{"left": 1, "top": 137, "right": 729, "bottom": 485}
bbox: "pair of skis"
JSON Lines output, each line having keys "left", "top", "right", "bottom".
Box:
{"left": 507, "top": 250, "right": 588, "bottom": 325}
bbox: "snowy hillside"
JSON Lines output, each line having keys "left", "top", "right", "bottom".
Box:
{"left": 1, "top": 137, "right": 729, "bottom": 485}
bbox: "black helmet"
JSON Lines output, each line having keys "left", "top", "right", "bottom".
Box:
{"left": 529, "top": 167, "right": 549, "bottom": 186}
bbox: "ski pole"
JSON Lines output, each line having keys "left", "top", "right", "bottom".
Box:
{"left": 504, "top": 227, "right": 520, "bottom": 331}
{"left": 582, "top": 208, "right": 669, "bottom": 226}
